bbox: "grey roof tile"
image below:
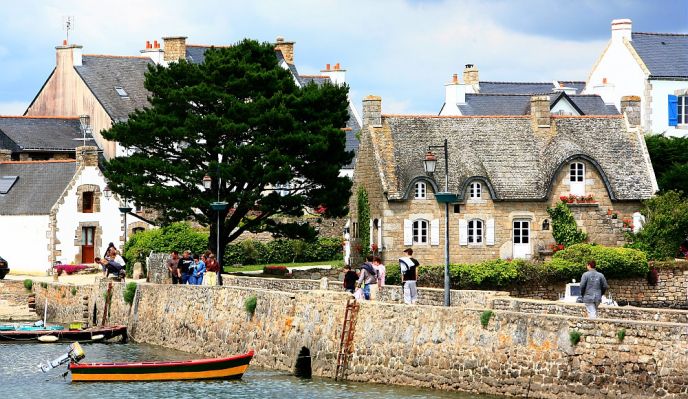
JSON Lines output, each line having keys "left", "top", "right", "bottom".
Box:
{"left": 454, "top": 93, "right": 618, "bottom": 116}
{"left": 0, "top": 161, "right": 75, "bottom": 214}
{"left": 479, "top": 81, "right": 586, "bottom": 95}
{"left": 631, "top": 32, "right": 688, "bottom": 77}
{"left": 0, "top": 117, "right": 93, "bottom": 152}
{"left": 379, "top": 115, "right": 653, "bottom": 201}
{"left": 74, "top": 56, "right": 153, "bottom": 121}
{"left": 563, "top": 95, "right": 619, "bottom": 115}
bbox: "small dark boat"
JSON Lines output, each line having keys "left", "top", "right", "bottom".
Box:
{"left": 68, "top": 350, "right": 255, "bottom": 382}
{"left": 0, "top": 325, "right": 127, "bottom": 342}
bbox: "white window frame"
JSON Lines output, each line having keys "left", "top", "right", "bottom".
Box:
{"left": 467, "top": 219, "right": 483, "bottom": 244}
{"left": 469, "top": 182, "right": 482, "bottom": 199}
{"left": 414, "top": 182, "right": 427, "bottom": 199}
{"left": 569, "top": 162, "right": 585, "bottom": 196}
{"left": 412, "top": 219, "right": 429, "bottom": 245}
{"left": 679, "top": 95, "right": 687, "bottom": 125}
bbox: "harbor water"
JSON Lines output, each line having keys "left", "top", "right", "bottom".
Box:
{"left": 0, "top": 342, "right": 502, "bottom": 398}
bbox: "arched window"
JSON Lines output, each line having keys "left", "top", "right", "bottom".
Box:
{"left": 469, "top": 182, "right": 482, "bottom": 199}
{"left": 412, "top": 219, "right": 429, "bottom": 244}
{"left": 468, "top": 219, "right": 483, "bottom": 244}
{"left": 414, "top": 182, "right": 427, "bottom": 199}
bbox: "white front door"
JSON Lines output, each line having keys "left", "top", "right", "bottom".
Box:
{"left": 512, "top": 220, "right": 531, "bottom": 259}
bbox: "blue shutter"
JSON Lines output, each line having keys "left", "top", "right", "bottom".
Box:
{"left": 668, "top": 95, "right": 678, "bottom": 126}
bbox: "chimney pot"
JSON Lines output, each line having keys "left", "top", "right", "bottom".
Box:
{"left": 276, "top": 36, "right": 284, "bottom": 43}
{"left": 602, "top": 77, "right": 608, "bottom": 84}
{"left": 452, "top": 74, "right": 458, "bottom": 83}
{"left": 326, "top": 63, "right": 330, "bottom": 70}
{"left": 63, "top": 39, "right": 67, "bottom": 45}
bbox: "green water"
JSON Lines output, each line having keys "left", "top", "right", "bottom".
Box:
{"left": 0, "top": 342, "right": 502, "bottom": 398}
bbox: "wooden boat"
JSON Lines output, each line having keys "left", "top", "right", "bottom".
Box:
{"left": 0, "top": 325, "right": 127, "bottom": 342}
{"left": 69, "top": 350, "right": 255, "bottom": 382}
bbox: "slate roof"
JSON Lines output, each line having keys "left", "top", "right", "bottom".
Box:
{"left": 0, "top": 161, "right": 76, "bottom": 215}
{"left": 453, "top": 93, "right": 618, "bottom": 116}
{"left": 370, "top": 115, "right": 653, "bottom": 201}
{"left": 74, "top": 55, "right": 152, "bottom": 121}
{"left": 0, "top": 117, "right": 93, "bottom": 152}
{"left": 478, "top": 81, "right": 586, "bottom": 95}
{"left": 630, "top": 32, "right": 688, "bottom": 78}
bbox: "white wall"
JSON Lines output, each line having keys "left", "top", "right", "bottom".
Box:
{"left": 649, "top": 80, "right": 688, "bottom": 137}
{"left": 551, "top": 99, "right": 580, "bottom": 116}
{"left": 0, "top": 215, "right": 50, "bottom": 275}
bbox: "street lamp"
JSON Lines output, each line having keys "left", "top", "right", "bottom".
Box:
{"left": 118, "top": 200, "right": 133, "bottom": 250}
{"left": 423, "top": 138, "right": 456, "bottom": 307}
{"left": 203, "top": 174, "right": 228, "bottom": 286}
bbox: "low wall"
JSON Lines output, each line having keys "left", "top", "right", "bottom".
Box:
{"left": 32, "top": 280, "right": 688, "bottom": 398}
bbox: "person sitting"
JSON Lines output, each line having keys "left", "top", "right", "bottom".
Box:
{"left": 100, "top": 257, "right": 125, "bottom": 281}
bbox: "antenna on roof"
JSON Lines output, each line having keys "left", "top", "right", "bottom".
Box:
{"left": 62, "top": 16, "right": 75, "bottom": 44}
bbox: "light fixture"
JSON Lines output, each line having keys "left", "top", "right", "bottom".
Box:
{"left": 202, "top": 175, "right": 212, "bottom": 190}
{"left": 542, "top": 219, "right": 550, "bottom": 230}
{"left": 423, "top": 151, "right": 437, "bottom": 175}
{"left": 79, "top": 114, "right": 90, "bottom": 130}
{"left": 103, "top": 185, "right": 111, "bottom": 200}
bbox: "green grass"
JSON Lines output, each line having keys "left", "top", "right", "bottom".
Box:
{"left": 224, "top": 259, "right": 344, "bottom": 273}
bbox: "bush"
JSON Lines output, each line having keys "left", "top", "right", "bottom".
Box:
{"left": 617, "top": 328, "right": 626, "bottom": 342}
{"left": 553, "top": 243, "right": 648, "bottom": 279}
{"left": 124, "top": 222, "right": 209, "bottom": 272}
{"left": 223, "top": 237, "right": 342, "bottom": 266}
{"left": 569, "top": 330, "right": 582, "bottom": 346}
{"left": 123, "top": 282, "right": 137, "bottom": 305}
{"left": 480, "top": 310, "right": 494, "bottom": 328}
{"left": 263, "top": 265, "right": 288, "bottom": 276}
{"left": 23, "top": 279, "right": 33, "bottom": 291}
{"left": 244, "top": 295, "right": 257, "bottom": 317}
{"left": 547, "top": 201, "right": 587, "bottom": 246}
{"left": 625, "top": 191, "right": 688, "bottom": 260}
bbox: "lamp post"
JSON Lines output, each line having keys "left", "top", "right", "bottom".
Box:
{"left": 423, "top": 138, "right": 455, "bottom": 307}
{"left": 203, "top": 174, "right": 228, "bottom": 286}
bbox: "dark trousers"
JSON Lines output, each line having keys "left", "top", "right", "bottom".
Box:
{"left": 181, "top": 273, "right": 189, "bottom": 285}
{"left": 171, "top": 274, "right": 180, "bottom": 284}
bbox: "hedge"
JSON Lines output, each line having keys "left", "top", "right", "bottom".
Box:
{"left": 552, "top": 243, "right": 648, "bottom": 279}
{"left": 223, "top": 237, "right": 343, "bottom": 266}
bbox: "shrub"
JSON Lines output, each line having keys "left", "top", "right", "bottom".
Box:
{"left": 617, "top": 328, "right": 626, "bottom": 342}
{"left": 23, "top": 279, "right": 33, "bottom": 291}
{"left": 123, "top": 282, "right": 137, "bottom": 305}
{"left": 263, "top": 265, "right": 288, "bottom": 276}
{"left": 244, "top": 295, "right": 257, "bottom": 317}
{"left": 71, "top": 286, "right": 77, "bottom": 296}
{"left": 547, "top": 201, "right": 587, "bottom": 246}
{"left": 223, "top": 237, "right": 342, "bottom": 266}
{"left": 124, "top": 222, "right": 208, "bottom": 272}
{"left": 553, "top": 243, "right": 648, "bottom": 279}
{"left": 357, "top": 187, "right": 370, "bottom": 256}
{"left": 480, "top": 310, "right": 494, "bottom": 328}
{"left": 569, "top": 330, "right": 582, "bottom": 346}
{"left": 40, "top": 282, "right": 48, "bottom": 289}
{"left": 625, "top": 191, "right": 688, "bottom": 260}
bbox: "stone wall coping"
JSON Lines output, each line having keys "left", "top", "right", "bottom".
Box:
{"left": 494, "top": 296, "right": 688, "bottom": 316}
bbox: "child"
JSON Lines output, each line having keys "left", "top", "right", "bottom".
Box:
{"left": 373, "top": 256, "right": 386, "bottom": 292}
{"left": 343, "top": 265, "right": 358, "bottom": 293}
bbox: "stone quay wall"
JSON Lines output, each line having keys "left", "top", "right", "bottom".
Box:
{"left": 30, "top": 279, "right": 688, "bottom": 398}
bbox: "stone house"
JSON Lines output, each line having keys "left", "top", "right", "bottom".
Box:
{"left": 348, "top": 95, "right": 657, "bottom": 266}
{"left": 0, "top": 116, "right": 94, "bottom": 161}
{"left": 0, "top": 146, "right": 153, "bottom": 275}
{"left": 584, "top": 19, "right": 688, "bottom": 136}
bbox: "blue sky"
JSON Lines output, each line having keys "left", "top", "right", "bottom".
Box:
{"left": 0, "top": 0, "right": 686, "bottom": 115}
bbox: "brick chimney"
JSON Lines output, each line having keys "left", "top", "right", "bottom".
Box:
{"left": 0, "top": 149, "right": 11, "bottom": 162}
{"left": 76, "top": 146, "right": 99, "bottom": 168}
{"left": 321, "top": 63, "right": 346, "bottom": 85}
{"left": 530, "top": 95, "right": 551, "bottom": 129}
{"left": 141, "top": 39, "right": 165, "bottom": 64}
{"left": 441, "top": 74, "right": 465, "bottom": 116}
{"left": 56, "top": 43, "right": 83, "bottom": 68}
{"left": 162, "top": 36, "right": 187, "bottom": 62}
{"left": 463, "top": 64, "right": 479, "bottom": 93}
{"left": 274, "top": 36, "right": 295, "bottom": 64}
{"left": 362, "top": 95, "right": 382, "bottom": 127}
{"left": 611, "top": 19, "right": 632, "bottom": 42}
{"left": 621, "top": 95, "right": 641, "bottom": 126}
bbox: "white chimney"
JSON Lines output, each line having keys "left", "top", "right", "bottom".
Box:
{"left": 611, "top": 19, "right": 632, "bottom": 42}
{"left": 56, "top": 42, "right": 83, "bottom": 68}
{"left": 321, "top": 63, "right": 346, "bottom": 85}
{"left": 441, "top": 74, "right": 465, "bottom": 116}
{"left": 140, "top": 40, "right": 165, "bottom": 65}
{"left": 591, "top": 77, "right": 616, "bottom": 105}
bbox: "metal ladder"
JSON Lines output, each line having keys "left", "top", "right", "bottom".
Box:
{"left": 334, "top": 298, "right": 360, "bottom": 381}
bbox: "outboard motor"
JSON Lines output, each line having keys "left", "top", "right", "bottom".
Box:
{"left": 40, "top": 342, "right": 86, "bottom": 373}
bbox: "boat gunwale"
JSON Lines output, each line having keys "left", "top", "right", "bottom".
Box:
{"left": 69, "top": 350, "right": 255, "bottom": 370}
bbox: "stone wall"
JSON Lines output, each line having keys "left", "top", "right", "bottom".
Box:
{"left": 33, "top": 280, "right": 688, "bottom": 398}
{"left": 290, "top": 267, "right": 342, "bottom": 280}
{"left": 147, "top": 252, "right": 170, "bottom": 284}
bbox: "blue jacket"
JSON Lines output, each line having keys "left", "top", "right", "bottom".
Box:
{"left": 194, "top": 260, "right": 206, "bottom": 277}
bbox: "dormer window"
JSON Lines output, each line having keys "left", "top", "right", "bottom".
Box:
{"left": 114, "top": 87, "right": 129, "bottom": 98}
{"left": 469, "top": 182, "right": 481, "bottom": 199}
{"left": 414, "top": 182, "right": 427, "bottom": 199}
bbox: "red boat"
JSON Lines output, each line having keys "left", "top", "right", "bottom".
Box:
{"left": 69, "top": 350, "right": 255, "bottom": 382}
{"left": 0, "top": 325, "right": 127, "bottom": 342}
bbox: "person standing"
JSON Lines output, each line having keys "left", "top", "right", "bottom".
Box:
{"left": 189, "top": 254, "right": 206, "bottom": 285}
{"left": 373, "top": 256, "right": 386, "bottom": 292}
{"left": 204, "top": 252, "right": 220, "bottom": 286}
{"left": 357, "top": 255, "right": 378, "bottom": 300}
{"left": 579, "top": 260, "right": 609, "bottom": 319}
{"left": 177, "top": 250, "right": 193, "bottom": 285}
{"left": 166, "top": 251, "right": 181, "bottom": 284}
{"left": 399, "top": 248, "right": 419, "bottom": 305}
{"left": 342, "top": 265, "right": 358, "bottom": 293}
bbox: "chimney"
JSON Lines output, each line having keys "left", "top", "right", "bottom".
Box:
{"left": 362, "top": 95, "right": 382, "bottom": 127}
{"left": 530, "top": 95, "right": 551, "bottom": 128}
{"left": 463, "top": 64, "right": 479, "bottom": 93}
{"left": 55, "top": 43, "right": 83, "bottom": 68}
{"left": 441, "top": 74, "right": 465, "bottom": 116}
{"left": 274, "top": 36, "right": 295, "bottom": 64}
{"left": 611, "top": 19, "right": 632, "bottom": 42}
{"left": 162, "top": 36, "right": 187, "bottom": 62}
{"left": 76, "top": 146, "right": 99, "bottom": 168}
{"left": 552, "top": 81, "right": 577, "bottom": 95}
{"left": 141, "top": 39, "right": 165, "bottom": 65}
{"left": 0, "top": 149, "right": 11, "bottom": 162}
{"left": 321, "top": 62, "right": 346, "bottom": 85}
{"left": 621, "top": 95, "right": 641, "bottom": 126}
{"left": 591, "top": 77, "right": 616, "bottom": 105}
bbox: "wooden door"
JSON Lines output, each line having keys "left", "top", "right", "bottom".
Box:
{"left": 81, "top": 227, "right": 95, "bottom": 263}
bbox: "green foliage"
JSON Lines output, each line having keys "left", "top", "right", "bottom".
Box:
{"left": 645, "top": 135, "right": 688, "bottom": 194}
{"left": 71, "top": 286, "right": 77, "bottom": 296}
{"left": 123, "top": 282, "right": 138, "bottom": 305}
{"left": 650, "top": 260, "right": 688, "bottom": 271}
{"left": 102, "top": 39, "right": 353, "bottom": 253}
{"left": 569, "top": 330, "right": 582, "bottom": 346}
{"left": 40, "top": 282, "right": 47, "bottom": 289}
{"left": 23, "top": 279, "right": 33, "bottom": 291}
{"left": 224, "top": 237, "right": 342, "bottom": 266}
{"left": 124, "top": 222, "right": 209, "bottom": 268}
{"left": 547, "top": 201, "right": 587, "bottom": 246}
{"left": 617, "top": 328, "right": 626, "bottom": 342}
{"left": 625, "top": 191, "right": 688, "bottom": 260}
{"left": 244, "top": 295, "right": 257, "bottom": 317}
{"left": 357, "top": 187, "right": 370, "bottom": 256}
{"left": 480, "top": 310, "right": 494, "bottom": 328}
{"left": 553, "top": 243, "right": 648, "bottom": 278}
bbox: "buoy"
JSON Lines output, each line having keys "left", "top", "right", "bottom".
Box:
{"left": 90, "top": 334, "right": 104, "bottom": 341}
{"left": 38, "top": 335, "right": 59, "bottom": 343}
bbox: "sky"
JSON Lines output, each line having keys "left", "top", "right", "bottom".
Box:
{"left": 0, "top": 0, "right": 686, "bottom": 115}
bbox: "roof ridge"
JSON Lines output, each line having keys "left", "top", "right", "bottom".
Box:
{"left": 0, "top": 160, "right": 77, "bottom": 164}
{"left": 187, "top": 44, "right": 232, "bottom": 48}
{"left": 383, "top": 114, "right": 530, "bottom": 119}
{"left": 467, "top": 93, "right": 546, "bottom": 97}
{"left": 481, "top": 81, "right": 553, "bottom": 85}
{"left": 633, "top": 32, "right": 688, "bottom": 37}
{"left": 0, "top": 115, "right": 79, "bottom": 120}
{"left": 551, "top": 115, "right": 623, "bottom": 119}
{"left": 300, "top": 74, "right": 329, "bottom": 78}
{"left": 83, "top": 54, "right": 150, "bottom": 59}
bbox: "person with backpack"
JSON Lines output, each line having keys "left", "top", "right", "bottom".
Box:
{"left": 357, "top": 255, "right": 378, "bottom": 300}
{"left": 342, "top": 265, "right": 358, "bottom": 294}
{"left": 399, "top": 248, "right": 419, "bottom": 304}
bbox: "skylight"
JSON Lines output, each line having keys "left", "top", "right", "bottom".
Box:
{"left": 0, "top": 176, "right": 18, "bottom": 194}
{"left": 114, "top": 87, "right": 129, "bottom": 98}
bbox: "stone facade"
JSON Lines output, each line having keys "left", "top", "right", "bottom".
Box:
{"left": 162, "top": 36, "right": 187, "bottom": 61}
